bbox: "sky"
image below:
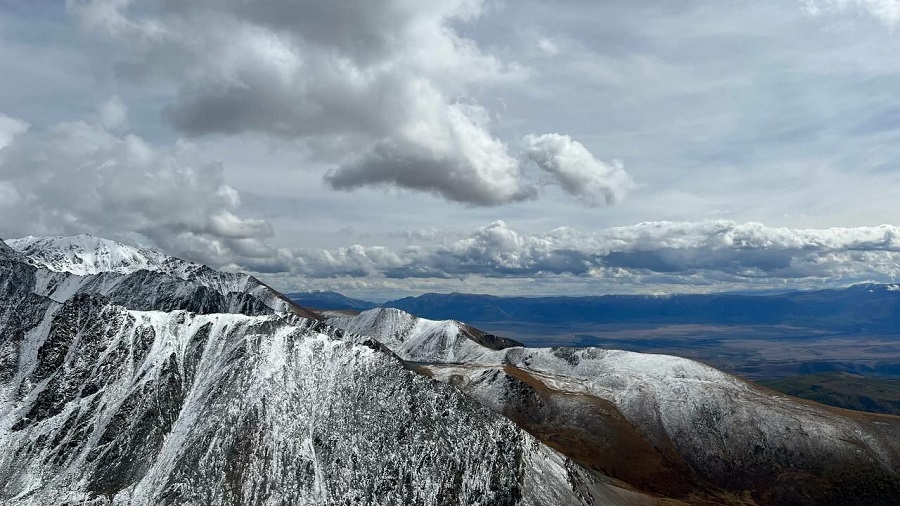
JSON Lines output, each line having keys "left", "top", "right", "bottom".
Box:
{"left": 2, "top": 0, "right": 900, "bottom": 300}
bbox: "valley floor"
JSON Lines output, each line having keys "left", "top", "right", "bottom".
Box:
{"left": 471, "top": 321, "right": 900, "bottom": 379}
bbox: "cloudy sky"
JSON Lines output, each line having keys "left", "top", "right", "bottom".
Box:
{"left": 3, "top": 0, "right": 900, "bottom": 300}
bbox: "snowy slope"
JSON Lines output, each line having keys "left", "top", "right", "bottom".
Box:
{"left": 0, "top": 304, "right": 615, "bottom": 505}
{"left": 0, "top": 303, "right": 623, "bottom": 505}
{"left": 8, "top": 235, "right": 203, "bottom": 277}
{"left": 329, "top": 307, "right": 520, "bottom": 363}
{"left": 0, "top": 237, "right": 654, "bottom": 506}
{"left": 330, "top": 307, "right": 900, "bottom": 504}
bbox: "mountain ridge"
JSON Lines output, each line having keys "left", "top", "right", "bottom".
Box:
{"left": 380, "top": 287, "right": 900, "bottom": 331}
{"left": 8, "top": 234, "right": 206, "bottom": 278}
{"left": 4, "top": 235, "right": 321, "bottom": 321}
{"left": 329, "top": 306, "right": 900, "bottom": 504}
{"left": 0, "top": 235, "right": 654, "bottom": 505}
{"left": 5, "top": 235, "right": 900, "bottom": 504}
{"left": 292, "top": 286, "right": 900, "bottom": 334}
{"left": 286, "top": 291, "right": 378, "bottom": 312}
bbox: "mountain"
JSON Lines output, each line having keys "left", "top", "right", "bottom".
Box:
{"left": 329, "top": 308, "right": 523, "bottom": 363}
{"left": 8, "top": 235, "right": 205, "bottom": 277}
{"left": 5, "top": 235, "right": 320, "bottom": 320}
{"left": 7, "top": 235, "right": 900, "bottom": 505}
{"left": 0, "top": 238, "right": 18, "bottom": 259}
{"left": 286, "top": 290, "right": 378, "bottom": 312}
{"left": 383, "top": 287, "right": 900, "bottom": 332}
{"left": 330, "top": 307, "right": 900, "bottom": 505}
{"left": 380, "top": 289, "right": 900, "bottom": 380}
{"left": 0, "top": 236, "right": 653, "bottom": 505}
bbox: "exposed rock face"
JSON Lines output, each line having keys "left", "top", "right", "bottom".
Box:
{"left": 0, "top": 237, "right": 652, "bottom": 506}
{"left": 331, "top": 307, "right": 900, "bottom": 505}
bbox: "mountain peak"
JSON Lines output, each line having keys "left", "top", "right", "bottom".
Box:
{"left": 329, "top": 306, "right": 522, "bottom": 363}
{"left": 6, "top": 234, "right": 201, "bottom": 277}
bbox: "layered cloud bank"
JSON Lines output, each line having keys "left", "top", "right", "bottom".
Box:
{"left": 4, "top": 215, "right": 882, "bottom": 296}
{"left": 282, "top": 220, "right": 900, "bottom": 281}
{"left": 262, "top": 220, "right": 900, "bottom": 297}
{"left": 2, "top": 108, "right": 896, "bottom": 297}
{"left": 3, "top": 109, "right": 898, "bottom": 296}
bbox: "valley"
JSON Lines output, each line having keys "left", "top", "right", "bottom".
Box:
{"left": 467, "top": 321, "right": 900, "bottom": 379}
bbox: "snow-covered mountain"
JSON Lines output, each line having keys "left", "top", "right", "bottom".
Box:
{"left": 0, "top": 236, "right": 652, "bottom": 505}
{"left": 6, "top": 235, "right": 900, "bottom": 505}
{"left": 330, "top": 307, "right": 900, "bottom": 504}
{"left": 329, "top": 307, "right": 522, "bottom": 363}
{"left": 4, "top": 235, "right": 318, "bottom": 319}
{"left": 8, "top": 235, "right": 202, "bottom": 277}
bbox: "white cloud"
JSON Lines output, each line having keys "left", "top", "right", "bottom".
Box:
{"left": 0, "top": 113, "right": 28, "bottom": 151}
{"left": 265, "top": 221, "right": 900, "bottom": 292}
{"left": 64, "top": 0, "right": 634, "bottom": 207}
{"left": 98, "top": 95, "right": 129, "bottom": 132}
{"left": 803, "top": 0, "right": 900, "bottom": 25}
{"left": 524, "top": 133, "right": 633, "bottom": 206}
{"left": 66, "top": 0, "right": 551, "bottom": 206}
{"left": 537, "top": 38, "right": 559, "bottom": 56}
{"left": 326, "top": 103, "right": 535, "bottom": 205}
{"left": 0, "top": 107, "right": 275, "bottom": 267}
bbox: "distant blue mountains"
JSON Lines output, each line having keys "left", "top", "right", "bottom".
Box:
{"left": 291, "top": 283, "right": 900, "bottom": 334}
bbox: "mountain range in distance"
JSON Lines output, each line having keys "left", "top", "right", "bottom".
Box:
{"left": 290, "top": 288, "right": 900, "bottom": 380}
{"left": 292, "top": 288, "right": 900, "bottom": 415}
{"left": 3, "top": 235, "right": 900, "bottom": 505}
{"left": 287, "top": 290, "right": 380, "bottom": 313}
{"left": 290, "top": 285, "right": 900, "bottom": 333}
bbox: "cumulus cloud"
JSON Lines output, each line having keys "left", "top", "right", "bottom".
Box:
{"left": 803, "top": 0, "right": 900, "bottom": 25}
{"left": 270, "top": 221, "right": 900, "bottom": 292}
{"left": 0, "top": 109, "right": 275, "bottom": 267}
{"left": 326, "top": 104, "right": 536, "bottom": 205}
{"left": 524, "top": 133, "right": 633, "bottom": 206}
{"left": 64, "top": 0, "right": 629, "bottom": 207}
{"left": 65, "top": 0, "right": 545, "bottom": 205}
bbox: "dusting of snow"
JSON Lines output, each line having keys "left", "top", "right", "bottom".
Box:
{"left": 0, "top": 236, "right": 639, "bottom": 505}
{"left": 334, "top": 306, "right": 900, "bottom": 493}
{"left": 5, "top": 235, "right": 295, "bottom": 314}
{"left": 7, "top": 235, "right": 202, "bottom": 277}
{"left": 330, "top": 308, "right": 503, "bottom": 363}
{"left": 0, "top": 304, "right": 636, "bottom": 505}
